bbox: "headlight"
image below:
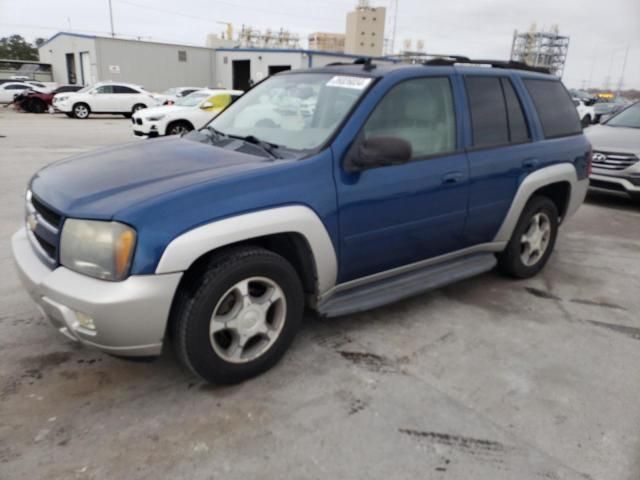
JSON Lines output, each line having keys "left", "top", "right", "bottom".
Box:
{"left": 145, "top": 114, "right": 165, "bottom": 121}
{"left": 60, "top": 219, "right": 136, "bottom": 281}
{"left": 56, "top": 96, "right": 68, "bottom": 102}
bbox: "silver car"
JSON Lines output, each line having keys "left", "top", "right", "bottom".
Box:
{"left": 586, "top": 102, "right": 640, "bottom": 200}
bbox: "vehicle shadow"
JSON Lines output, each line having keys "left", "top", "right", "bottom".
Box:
{"left": 584, "top": 190, "right": 638, "bottom": 213}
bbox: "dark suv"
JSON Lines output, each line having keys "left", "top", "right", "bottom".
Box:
{"left": 12, "top": 57, "right": 590, "bottom": 384}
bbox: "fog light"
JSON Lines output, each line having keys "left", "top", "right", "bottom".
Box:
{"left": 75, "top": 311, "right": 96, "bottom": 331}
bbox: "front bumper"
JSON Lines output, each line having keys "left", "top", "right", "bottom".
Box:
{"left": 589, "top": 173, "right": 640, "bottom": 197}
{"left": 11, "top": 227, "right": 182, "bottom": 357}
{"left": 131, "top": 117, "right": 163, "bottom": 137}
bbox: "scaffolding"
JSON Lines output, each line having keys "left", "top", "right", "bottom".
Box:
{"left": 510, "top": 24, "right": 569, "bottom": 77}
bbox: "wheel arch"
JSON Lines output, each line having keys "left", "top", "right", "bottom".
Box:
{"left": 165, "top": 119, "right": 194, "bottom": 135}
{"left": 493, "top": 163, "right": 588, "bottom": 244}
{"left": 155, "top": 205, "right": 337, "bottom": 299}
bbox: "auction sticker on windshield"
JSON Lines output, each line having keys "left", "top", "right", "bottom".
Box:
{"left": 326, "top": 76, "right": 372, "bottom": 90}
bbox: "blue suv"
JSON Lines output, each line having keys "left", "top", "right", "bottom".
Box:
{"left": 12, "top": 58, "right": 591, "bottom": 384}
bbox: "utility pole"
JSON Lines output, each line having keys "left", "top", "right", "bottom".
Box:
{"left": 108, "top": 0, "right": 115, "bottom": 37}
{"left": 616, "top": 44, "right": 629, "bottom": 96}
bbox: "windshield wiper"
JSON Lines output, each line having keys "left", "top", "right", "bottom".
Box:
{"left": 232, "top": 134, "right": 282, "bottom": 159}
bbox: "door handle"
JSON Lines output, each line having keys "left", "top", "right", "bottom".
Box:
{"left": 442, "top": 172, "right": 464, "bottom": 185}
{"left": 522, "top": 158, "right": 540, "bottom": 170}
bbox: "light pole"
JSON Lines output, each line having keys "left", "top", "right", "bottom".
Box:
{"left": 108, "top": 0, "right": 115, "bottom": 37}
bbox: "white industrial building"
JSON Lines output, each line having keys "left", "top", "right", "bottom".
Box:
{"left": 39, "top": 32, "right": 391, "bottom": 92}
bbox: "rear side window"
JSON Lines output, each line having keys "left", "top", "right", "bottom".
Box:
{"left": 524, "top": 79, "right": 581, "bottom": 138}
{"left": 501, "top": 78, "right": 530, "bottom": 143}
{"left": 114, "top": 85, "right": 138, "bottom": 94}
{"left": 465, "top": 76, "right": 531, "bottom": 148}
{"left": 465, "top": 77, "right": 509, "bottom": 148}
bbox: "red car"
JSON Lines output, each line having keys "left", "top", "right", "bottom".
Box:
{"left": 14, "top": 85, "right": 83, "bottom": 113}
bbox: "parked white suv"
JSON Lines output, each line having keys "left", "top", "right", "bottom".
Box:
{"left": 573, "top": 98, "right": 595, "bottom": 128}
{"left": 53, "top": 82, "right": 160, "bottom": 119}
{"left": 131, "top": 89, "right": 242, "bottom": 137}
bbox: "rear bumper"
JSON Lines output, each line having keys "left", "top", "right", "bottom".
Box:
{"left": 589, "top": 174, "right": 640, "bottom": 196}
{"left": 11, "top": 227, "right": 182, "bottom": 357}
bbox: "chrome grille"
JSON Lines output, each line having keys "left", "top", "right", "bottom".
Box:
{"left": 25, "top": 191, "right": 61, "bottom": 267}
{"left": 592, "top": 151, "right": 639, "bottom": 171}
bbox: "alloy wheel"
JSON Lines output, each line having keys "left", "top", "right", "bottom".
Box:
{"left": 209, "top": 277, "right": 286, "bottom": 364}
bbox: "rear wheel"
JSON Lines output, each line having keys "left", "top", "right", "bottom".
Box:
{"left": 581, "top": 115, "right": 591, "bottom": 128}
{"left": 166, "top": 120, "right": 193, "bottom": 136}
{"left": 72, "top": 103, "right": 90, "bottom": 119}
{"left": 171, "top": 246, "right": 304, "bottom": 384}
{"left": 497, "top": 195, "right": 559, "bottom": 278}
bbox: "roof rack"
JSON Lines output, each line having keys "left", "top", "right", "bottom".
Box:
{"left": 325, "top": 57, "right": 377, "bottom": 71}
{"left": 421, "top": 54, "right": 550, "bottom": 74}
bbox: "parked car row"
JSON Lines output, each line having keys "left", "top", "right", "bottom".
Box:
{"left": 131, "top": 88, "right": 243, "bottom": 137}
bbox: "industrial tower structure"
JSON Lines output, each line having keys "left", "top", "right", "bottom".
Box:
{"left": 510, "top": 24, "right": 570, "bottom": 77}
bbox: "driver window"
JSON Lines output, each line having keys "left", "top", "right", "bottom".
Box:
{"left": 363, "top": 77, "right": 456, "bottom": 159}
{"left": 94, "top": 85, "right": 114, "bottom": 94}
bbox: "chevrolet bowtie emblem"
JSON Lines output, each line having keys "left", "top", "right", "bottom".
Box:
{"left": 26, "top": 214, "right": 38, "bottom": 232}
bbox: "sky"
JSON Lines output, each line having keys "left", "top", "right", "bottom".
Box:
{"left": 1, "top": 0, "right": 639, "bottom": 90}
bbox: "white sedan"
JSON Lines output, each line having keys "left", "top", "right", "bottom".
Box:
{"left": 53, "top": 82, "right": 161, "bottom": 119}
{"left": 131, "top": 89, "right": 243, "bottom": 137}
{"left": 0, "top": 82, "right": 41, "bottom": 104}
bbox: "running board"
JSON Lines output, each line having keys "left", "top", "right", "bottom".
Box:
{"left": 317, "top": 253, "right": 497, "bottom": 317}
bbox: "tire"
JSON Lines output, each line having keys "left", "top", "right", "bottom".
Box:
{"left": 30, "top": 99, "right": 47, "bottom": 114}
{"left": 581, "top": 115, "right": 591, "bottom": 128}
{"left": 72, "top": 103, "right": 90, "bottom": 119}
{"left": 171, "top": 246, "right": 304, "bottom": 384}
{"left": 65, "top": 113, "right": 74, "bottom": 118}
{"left": 497, "top": 195, "right": 559, "bottom": 279}
{"left": 166, "top": 120, "right": 193, "bottom": 136}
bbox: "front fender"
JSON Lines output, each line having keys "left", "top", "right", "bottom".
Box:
{"left": 154, "top": 205, "right": 338, "bottom": 295}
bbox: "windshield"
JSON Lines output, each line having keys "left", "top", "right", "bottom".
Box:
{"left": 76, "top": 85, "right": 92, "bottom": 93}
{"left": 606, "top": 103, "right": 640, "bottom": 128}
{"left": 177, "top": 91, "right": 211, "bottom": 107}
{"left": 208, "top": 73, "right": 373, "bottom": 150}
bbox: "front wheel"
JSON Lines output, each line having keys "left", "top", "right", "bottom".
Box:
{"left": 72, "top": 103, "right": 90, "bottom": 119}
{"left": 171, "top": 246, "right": 304, "bottom": 384}
{"left": 581, "top": 115, "right": 591, "bottom": 128}
{"left": 132, "top": 103, "right": 146, "bottom": 114}
{"left": 497, "top": 195, "right": 559, "bottom": 278}
{"left": 166, "top": 121, "right": 193, "bottom": 136}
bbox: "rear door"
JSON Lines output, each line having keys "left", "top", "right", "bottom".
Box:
{"left": 462, "top": 74, "right": 539, "bottom": 245}
{"left": 335, "top": 75, "right": 469, "bottom": 282}
{"left": 113, "top": 85, "right": 142, "bottom": 112}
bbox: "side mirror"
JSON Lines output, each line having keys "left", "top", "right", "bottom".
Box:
{"left": 346, "top": 136, "right": 412, "bottom": 172}
{"left": 200, "top": 101, "right": 213, "bottom": 109}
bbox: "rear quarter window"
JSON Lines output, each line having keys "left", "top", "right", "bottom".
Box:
{"left": 523, "top": 79, "right": 581, "bottom": 138}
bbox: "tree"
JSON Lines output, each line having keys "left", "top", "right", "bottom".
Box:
{"left": 0, "top": 35, "right": 39, "bottom": 60}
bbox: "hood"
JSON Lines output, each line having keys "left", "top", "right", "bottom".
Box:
{"left": 30, "top": 136, "right": 272, "bottom": 219}
{"left": 585, "top": 125, "right": 640, "bottom": 155}
{"left": 134, "top": 104, "right": 188, "bottom": 118}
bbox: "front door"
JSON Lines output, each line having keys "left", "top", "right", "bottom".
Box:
{"left": 335, "top": 76, "right": 469, "bottom": 282}
{"left": 90, "top": 84, "right": 116, "bottom": 111}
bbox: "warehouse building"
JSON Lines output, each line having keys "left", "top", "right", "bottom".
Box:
{"left": 39, "top": 32, "right": 392, "bottom": 92}
{"left": 215, "top": 48, "right": 388, "bottom": 91}
{"left": 38, "top": 32, "right": 219, "bottom": 91}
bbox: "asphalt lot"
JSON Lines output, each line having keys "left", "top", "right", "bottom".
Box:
{"left": 1, "top": 108, "right": 639, "bottom": 480}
